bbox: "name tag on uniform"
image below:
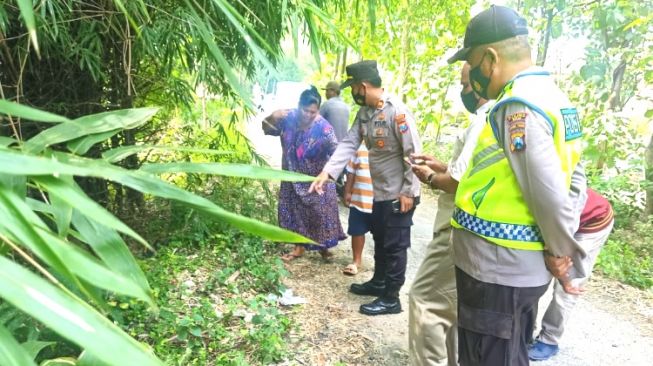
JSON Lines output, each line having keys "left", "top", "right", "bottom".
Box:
{"left": 561, "top": 108, "right": 582, "bottom": 141}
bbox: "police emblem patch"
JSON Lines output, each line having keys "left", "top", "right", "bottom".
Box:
{"left": 376, "top": 139, "right": 385, "bottom": 148}
{"left": 395, "top": 114, "right": 409, "bottom": 134}
{"left": 507, "top": 111, "right": 527, "bottom": 152}
{"left": 561, "top": 108, "right": 582, "bottom": 141}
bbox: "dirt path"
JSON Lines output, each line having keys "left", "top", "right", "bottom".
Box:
{"left": 250, "top": 115, "right": 653, "bottom": 366}
{"left": 278, "top": 196, "right": 653, "bottom": 366}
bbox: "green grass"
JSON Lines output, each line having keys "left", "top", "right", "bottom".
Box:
{"left": 112, "top": 233, "right": 291, "bottom": 365}
{"left": 595, "top": 220, "right": 653, "bottom": 290}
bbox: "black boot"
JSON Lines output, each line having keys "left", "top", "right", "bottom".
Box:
{"left": 349, "top": 279, "right": 385, "bottom": 297}
{"left": 359, "top": 296, "right": 402, "bottom": 315}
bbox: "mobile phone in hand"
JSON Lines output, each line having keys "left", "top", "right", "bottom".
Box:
{"left": 391, "top": 199, "right": 401, "bottom": 213}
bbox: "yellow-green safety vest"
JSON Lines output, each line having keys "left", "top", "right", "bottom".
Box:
{"left": 452, "top": 70, "right": 583, "bottom": 251}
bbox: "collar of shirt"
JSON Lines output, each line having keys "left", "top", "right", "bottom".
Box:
{"left": 361, "top": 92, "right": 391, "bottom": 120}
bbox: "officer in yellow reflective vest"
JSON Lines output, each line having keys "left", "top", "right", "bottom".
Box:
{"left": 447, "top": 6, "right": 588, "bottom": 366}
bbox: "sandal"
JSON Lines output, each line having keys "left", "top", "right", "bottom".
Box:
{"left": 342, "top": 263, "right": 359, "bottom": 276}
{"left": 281, "top": 253, "right": 302, "bottom": 262}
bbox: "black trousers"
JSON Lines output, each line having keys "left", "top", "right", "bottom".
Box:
{"left": 456, "top": 267, "right": 549, "bottom": 366}
{"left": 370, "top": 199, "right": 416, "bottom": 299}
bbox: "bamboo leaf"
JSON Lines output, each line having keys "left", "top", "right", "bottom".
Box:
{"left": 34, "top": 176, "right": 150, "bottom": 249}
{"left": 0, "top": 100, "right": 70, "bottom": 124}
{"left": 0, "top": 256, "right": 163, "bottom": 365}
{"left": 184, "top": 1, "right": 253, "bottom": 109}
{"left": 0, "top": 136, "right": 17, "bottom": 147}
{"left": 72, "top": 212, "right": 151, "bottom": 295}
{"left": 21, "top": 340, "right": 55, "bottom": 360}
{"left": 0, "top": 149, "right": 312, "bottom": 243}
{"left": 0, "top": 324, "right": 37, "bottom": 366}
{"left": 102, "top": 145, "right": 232, "bottom": 163}
{"left": 140, "top": 163, "right": 315, "bottom": 182}
{"left": 35, "top": 228, "right": 154, "bottom": 306}
{"left": 25, "top": 108, "right": 159, "bottom": 154}
{"left": 0, "top": 185, "right": 75, "bottom": 282}
{"left": 0, "top": 185, "right": 153, "bottom": 305}
{"left": 67, "top": 129, "right": 121, "bottom": 155}
{"left": 16, "top": 0, "right": 39, "bottom": 56}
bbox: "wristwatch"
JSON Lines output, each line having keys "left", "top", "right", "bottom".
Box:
{"left": 427, "top": 172, "right": 436, "bottom": 188}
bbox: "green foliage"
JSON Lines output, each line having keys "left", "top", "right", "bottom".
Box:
{"left": 587, "top": 168, "right": 646, "bottom": 226}
{"left": 596, "top": 219, "right": 653, "bottom": 289}
{"left": 115, "top": 233, "right": 291, "bottom": 365}
{"left": 0, "top": 101, "right": 314, "bottom": 364}
{"left": 314, "top": 0, "right": 474, "bottom": 148}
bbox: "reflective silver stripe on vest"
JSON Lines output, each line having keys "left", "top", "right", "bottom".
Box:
{"left": 472, "top": 143, "right": 501, "bottom": 166}
{"left": 468, "top": 152, "right": 505, "bottom": 178}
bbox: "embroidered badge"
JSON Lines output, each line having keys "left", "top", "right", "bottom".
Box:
{"left": 374, "top": 127, "right": 386, "bottom": 137}
{"left": 561, "top": 108, "right": 582, "bottom": 141}
{"left": 507, "top": 111, "right": 527, "bottom": 152}
{"left": 376, "top": 139, "right": 385, "bottom": 148}
{"left": 395, "top": 114, "right": 409, "bottom": 134}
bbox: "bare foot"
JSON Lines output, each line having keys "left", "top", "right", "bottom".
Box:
{"left": 318, "top": 250, "right": 333, "bottom": 263}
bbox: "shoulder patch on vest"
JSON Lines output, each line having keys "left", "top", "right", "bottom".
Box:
{"left": 507, "top": 112, "right": 527, "bottom": 152}
{"left": 561, "top": 108, "right": 582, "bottom": 141}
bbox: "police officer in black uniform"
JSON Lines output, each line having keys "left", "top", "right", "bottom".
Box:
{"left": 310, "top": 60, "right": 422, "bottom": 315}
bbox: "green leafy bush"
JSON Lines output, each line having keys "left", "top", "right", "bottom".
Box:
{"left": 595, "top": 219, "right": 653, "bottom": 289}
{"left": 115, "top": 233, "right": 291, "bottom": 365}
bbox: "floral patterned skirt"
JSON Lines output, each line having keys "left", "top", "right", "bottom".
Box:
{"left": 278, "top": 181, "right": 346, "bottom": 251}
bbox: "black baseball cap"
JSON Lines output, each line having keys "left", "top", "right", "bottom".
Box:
{"left": 447, "top": 5, "right": 529, "bottom": 64}
{"left": 340, "top": 60, "right": 380, "bottom": 89}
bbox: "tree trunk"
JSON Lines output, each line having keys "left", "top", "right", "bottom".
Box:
{"left": 646, "top": 133, "right": 653, "bottom": 217}
{"left": 607, "top": 59, "right": 627, "bottom": 111}
{"left": 397, "top": 14, "right": 411, "bottom": 102}
{"left": 536, "top": 8, "right": 554, "bottom": 67}
{"left": 597, "top": 57, "right": 628, "bottom": 171}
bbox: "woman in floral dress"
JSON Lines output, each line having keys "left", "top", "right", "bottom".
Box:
{"left": 262, "top": 86, "right": 346, "bottom": 261}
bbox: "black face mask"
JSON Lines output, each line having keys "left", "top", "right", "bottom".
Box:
{"left": 469, "top": 53, "right": 492, "bottom": 100}
{"left": 460, "top": 90, "right": 480, "bottom": 114}
{"left": 352, "top": 86, "right": 366, "bottom": 106}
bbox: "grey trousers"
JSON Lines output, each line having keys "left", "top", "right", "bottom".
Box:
{"left": 409, "top": 193, "right": 458, "bottom": 366}
{"left": 536, "top": 220, "right": 614, "bottom": 345}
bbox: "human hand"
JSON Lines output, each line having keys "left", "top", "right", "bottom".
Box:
{"left": 398, "top": 194, "right": 414, "bottom": 213}
{"left": 560, "top": 280, "right": 585, "bottom": 295}
{"left": 309, "top": 171, "right": 331, "bottom": 195}
{"left": 411, "top": 164, "right": 435, "bottom": 185}
{"left": 544, "top": 254, "right": 573, "bottom": 280}
{"left": 344, "top": 192, "right": 352, "bottom": 207}
{"left": 271, "top": 109, "right": 290, "bottom": 121}
{"left": 410, "top": 153, "right": 446, "bottom": 172}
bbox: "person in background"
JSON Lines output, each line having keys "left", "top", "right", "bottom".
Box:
{"left": 310, "top": 60, "right": 422, "bottom": 316}
{"left": 320, "top": 81, "right": 351, "bottom": 142}
{"left": 407, "top": 63, "right": 490, "bottom": 366}
{"left": 342, "top": 142, "right": 373, "bottom": 276}
{"left": 262, "top": 86, "right": 346, "bottom": 262}
{"left": 529, "top": 188, "right": 614, "bottom": 361}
